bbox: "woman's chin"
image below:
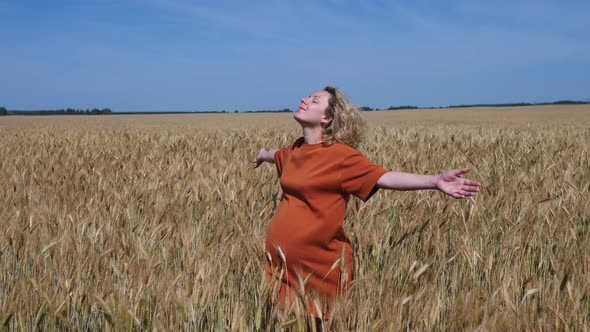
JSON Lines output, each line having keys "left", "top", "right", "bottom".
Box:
{"left": 294, "top": 111, "right": 319, "bottom": 127}
{"left": 293, "top": 111, "right": 305, "bottom": 123}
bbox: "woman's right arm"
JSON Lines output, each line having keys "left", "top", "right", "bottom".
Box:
{"left": 252, "top": 148, "right": 277, "bottom": 168}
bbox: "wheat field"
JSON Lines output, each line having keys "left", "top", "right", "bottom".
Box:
{"left": 1, "top": 105, "right": 589, "bottom": 330}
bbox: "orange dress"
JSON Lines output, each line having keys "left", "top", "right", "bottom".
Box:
{"left": 265, "top": 138, "right": 388, "bottom": 317}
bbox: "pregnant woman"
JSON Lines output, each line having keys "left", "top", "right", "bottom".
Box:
{"left": 252, "top": 86, "right": 481, "bottom": 327}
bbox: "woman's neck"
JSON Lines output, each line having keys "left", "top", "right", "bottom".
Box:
{"left": 302, "top": 126, "right": 323, "bottom": 144}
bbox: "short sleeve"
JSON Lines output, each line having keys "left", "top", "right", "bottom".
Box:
{"left": 341, "top": 150, "right": 389, "bottom": 201}
{"left": 274, "top": 146, "right": 290, "bottom": 177}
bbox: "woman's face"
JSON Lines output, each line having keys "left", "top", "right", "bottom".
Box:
{"left": 293, "top": 90, "right": 333, "bottom": 128}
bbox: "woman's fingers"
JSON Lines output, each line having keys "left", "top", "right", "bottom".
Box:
{"left": 451, "top": 190, "right": 473, "bottom": 198}
{"left": 453, "top": 167, "right": 470, "bottom": 177}
{"left": 449, "top": 186, "right": 478, "bottom": 198}
{"left": 463, "top": 179, "right": 481, "bottom": 186}
{"left": 462, "top": 185, "right": 480, "bottom": 192}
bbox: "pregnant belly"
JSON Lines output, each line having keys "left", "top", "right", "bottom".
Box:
{"left": 265, "top": 202, "right": 343, "bottom": 272}
{"left": 265, "top": 210, "right": 315, "bottom": 266}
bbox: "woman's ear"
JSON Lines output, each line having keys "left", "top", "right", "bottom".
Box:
{"left": 321, "top": 115, "right": 333, "bottom": 128}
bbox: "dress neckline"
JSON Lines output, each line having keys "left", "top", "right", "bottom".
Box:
{"left": 301, "top": 142, "right": 323, "bottom": 148}
{"left": 293, "top": 137, "right": 324, "bottom": 149}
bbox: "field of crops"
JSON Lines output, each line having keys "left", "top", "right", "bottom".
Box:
{"left": 1, "top": 105, "right": 589, "bottom": 330}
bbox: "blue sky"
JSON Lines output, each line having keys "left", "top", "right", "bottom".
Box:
{"left": 1, "top": 0, "right": 589, "bottom": 112}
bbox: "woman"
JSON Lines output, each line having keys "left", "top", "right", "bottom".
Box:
{"left": 252, "top": 86, "right": 481, "bottom": 322}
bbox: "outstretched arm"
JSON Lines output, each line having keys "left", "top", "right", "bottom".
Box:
{"left": 252, "top": 148, "right": 277, "bottom": 168}
{"left": 376, "top": 168, "right": 481, "bottom": 199}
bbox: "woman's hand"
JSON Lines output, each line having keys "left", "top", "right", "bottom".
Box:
{"left": 252, "top": 148, "right": 276, "bottom": 168}
{"left": 436, "top": 168, "right": 481, "bottom": 198}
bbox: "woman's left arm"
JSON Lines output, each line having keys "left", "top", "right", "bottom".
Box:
{"left": 376, "top": 168, "right": 481, "bottom": 199}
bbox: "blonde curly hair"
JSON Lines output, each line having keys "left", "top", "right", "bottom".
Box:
{"left": 321, "top": 86, "right": 366, "bottom": 149}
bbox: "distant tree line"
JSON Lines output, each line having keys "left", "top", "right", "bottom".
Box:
{"left": 387, "top": 105, "right": 419, "bottom": 110}
{"left": 360, "top": 100, "right": 589, "bottom": 111}
{"left": 0, "top": 107, "right": 112, "bottom": 115}
{"left": 447, "top": 100, "right": 590, "bottom": 108}
{"left": 361, "top": 105, "right": 422, "bottom": 111}
{"left": 245, "top": 108, "right": 292, "bottom": 113}
{"left": 360, "top": 105, "right": 419, "bottom": 111}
